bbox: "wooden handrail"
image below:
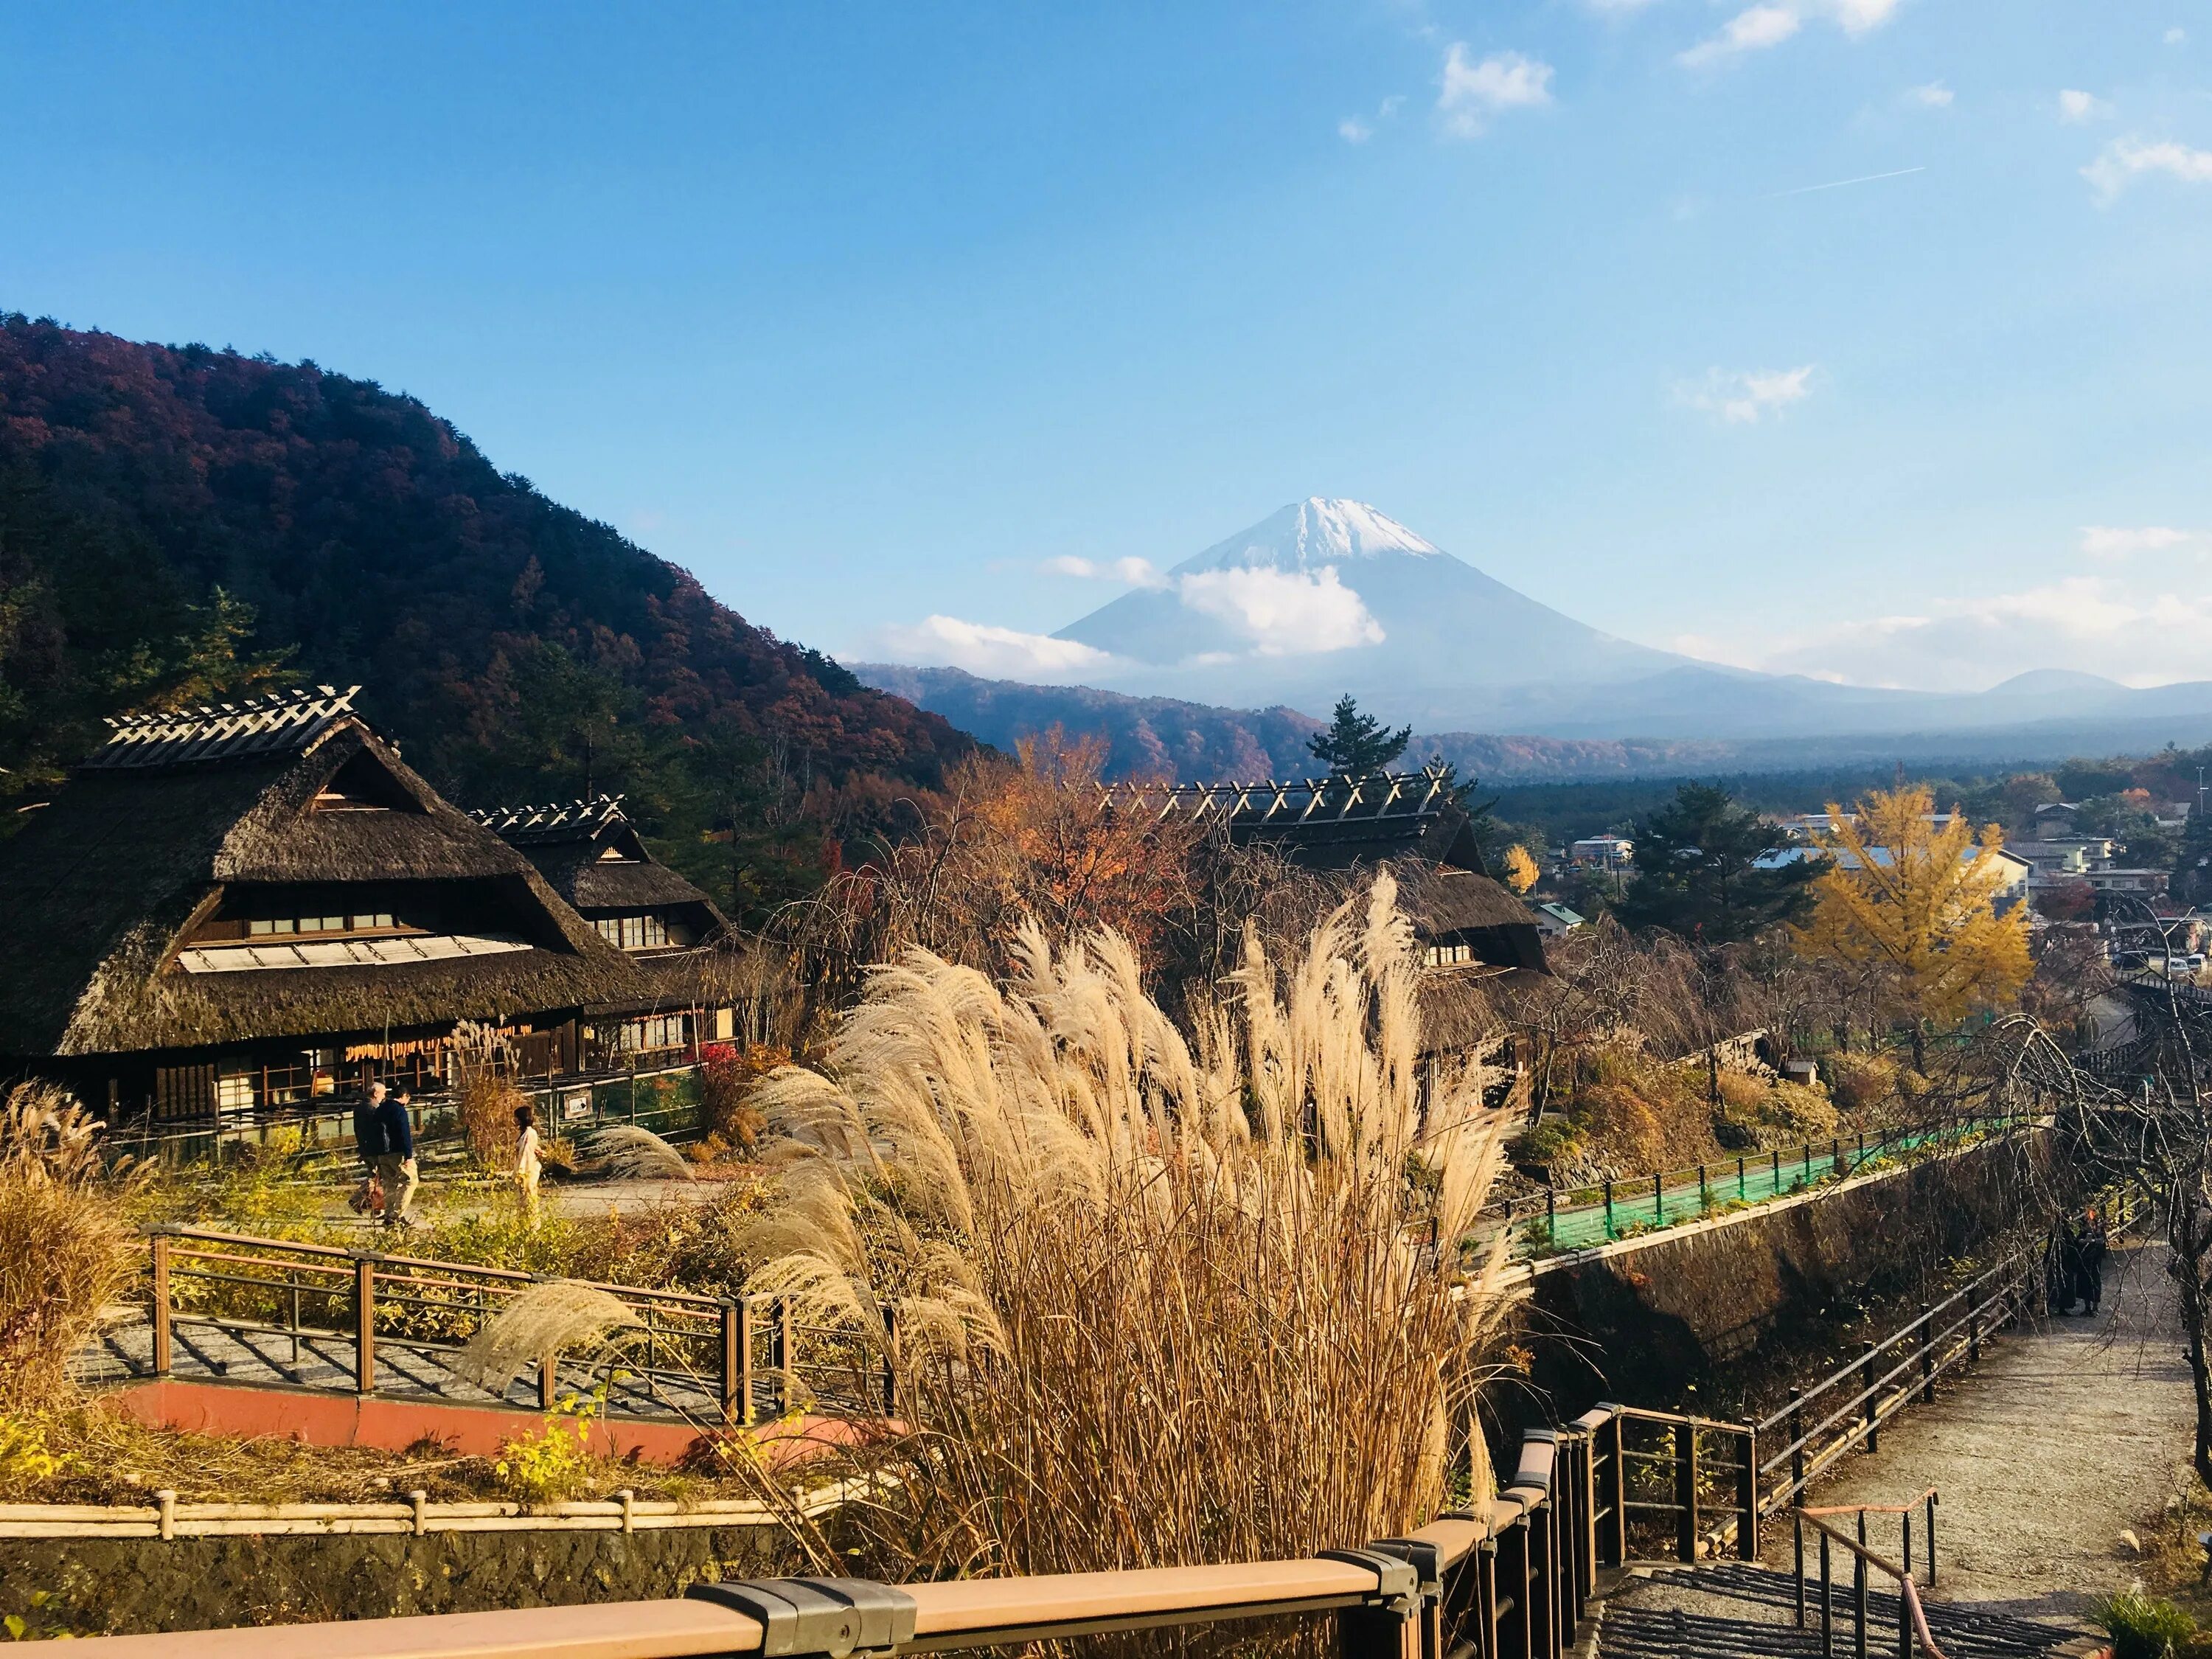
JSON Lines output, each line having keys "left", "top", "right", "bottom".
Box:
{"left": 1800, "top": 1486, "right": 1938, "bottom": 1518}
{"left": 49, "top": 1599, "right": 769, "bottom": 1658}
{"left": 1795, "top": 1508, "right": 1950, "bottom": 1659}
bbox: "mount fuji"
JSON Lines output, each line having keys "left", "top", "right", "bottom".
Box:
{"left": 1049, "top": 498, "right": 1710, "bottom": 726}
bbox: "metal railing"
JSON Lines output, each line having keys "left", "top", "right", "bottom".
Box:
{"left": 1792, "top": 1494, "right": 1948, "bottom": 1659}
{"left": 139, "top": 1226, "right": 888, "bottom": 1424}
{"left": 1481, "top": 1110, "right": 2038, "bottom": 1260}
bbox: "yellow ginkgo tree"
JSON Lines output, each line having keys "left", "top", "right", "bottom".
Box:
{"left": 1500, "top": 843, "right": 1540, "bottom": 895}
{"left": 1794, "top": 783, "right": 2031, "bottom": 1066}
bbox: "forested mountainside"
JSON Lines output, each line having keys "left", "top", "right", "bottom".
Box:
{"left": 0, "top": 317, "right": 973, "bottom": 921}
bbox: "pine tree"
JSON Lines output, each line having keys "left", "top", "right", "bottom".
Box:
{"left": 1306, "top": 694, "right": 1411, "bottom": 776}
{"left": 1615, "top": 783, "right": 1820, "bottom": 943}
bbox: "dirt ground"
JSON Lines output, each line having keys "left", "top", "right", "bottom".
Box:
{"left": 1764, "top": 1236, "right": 2198, "bottom": 1626}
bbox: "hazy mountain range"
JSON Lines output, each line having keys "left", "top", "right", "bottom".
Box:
{"left": 869, "top": 498, "right": 2212, "bottom": 779}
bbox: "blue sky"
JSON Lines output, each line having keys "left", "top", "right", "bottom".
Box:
{"left": 4, "top": 1, "right": 2210, "bottom": 695}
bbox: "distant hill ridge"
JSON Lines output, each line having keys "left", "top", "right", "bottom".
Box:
{"left": 860, "top": 664, "right": 2212, "bottom": 785}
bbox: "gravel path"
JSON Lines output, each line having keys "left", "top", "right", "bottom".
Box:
{"left": 1766, "top": 1235, "right": 2197, "bottom": 1626}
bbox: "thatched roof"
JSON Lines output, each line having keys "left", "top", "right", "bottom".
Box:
{"left": 0, "top": 717, "right": 652, "bottom": 1058}
{"left": 1099, "top": 766, "right": 1497, "bottom": 877}
{"left": 470, "top": 795, "right": 726, "bottom": 931}
{"left": 1396, "top": 863, "right": 1551, "bottom": 974}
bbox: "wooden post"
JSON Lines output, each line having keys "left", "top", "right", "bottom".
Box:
{"left": 1674, "top": 1419, "right": 1700, "bottom": 1563}
{"left": 720, "top": 1301, "right": 742, "bottom": 1425}
{"left": 353, "top": 1253, "right": 376, "bottom": 1396}
{"left": 1603, "top": 1179, "right": 1615, "bottom": 1237}
{"left": 1601, "top": 1413, "right": 1627, "bottom": 1567}
{"left": 1966, "top": 1283, "right": 1981, "bottom": 1363}
{"left": 777, "top": 1295, "right": 796, "bottom": 1416}
{"left": 1738, "top": 1155, "right": 1747, "bottom": 1199}
{"left": 1926, "top": 1492, "right": 1937, "bottom": 1588}
{"left": 1919, "top": 1301, "right": 1936, "bottom": 1402}
{"left": 1854, "top": 1511, "right": 1869, "bottom": 1659}
{"left": 150, "top": 1231, "right": 173, "bottom": 1379}
{"left": 540, "top": 1349, "right": 557, "bottom": 1412}
{"left": 1772, "top": 1147, "right": 1781, "bottom": 1189}
{"left": 1654, "top": 1171, "right": 1663, "bottom": 1225}
{"left": 1545, "top": 1184, "right": 1557, "bottom": 1239}
{"left": 1737, "top": 1425, "right": 1759, "bottom": 1560}
{"left": 1789, "top": 1387, "right": 1806, "bottom": 1505}
{"left": 737, "top": 1298, "right": 757, "bottom": 1427}
{"left": 882, "top": 1301, "right": 900, "bottom": 1416}
{"left": 1861, "top": 1343, "right": 1879, "bottom": 1453}
{"left": 1699, "top": 1164, "right": 1709, "bottom": 1211}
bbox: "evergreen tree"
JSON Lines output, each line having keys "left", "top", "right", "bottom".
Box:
{"left": 1615, "top": 782, "right": 1822, "bottom": 943}
{"left": 1306, "top": 694, "right": 1411, "bottom": 776}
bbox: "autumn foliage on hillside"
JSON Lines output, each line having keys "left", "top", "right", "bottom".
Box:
{"left": 0, "top": 316, "right": 972, "bottom": 917}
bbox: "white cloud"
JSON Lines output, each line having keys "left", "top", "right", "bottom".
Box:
{"left": 874, "top": 616, "right": 1121, "bottom": 681}
{"left": 1678, "top": 0, "right": 1899, "bottom": 67}
{"left": 1677, "top": 364, "right": 1817, "bottom": 424}
{"left": 2057, "top": 88, "right": 2112, "bottom": 123}
{"left": 1338, "top": 116, "right": 1374, "bottom": 144}
{"left": 1175, "top": 566, "right": 1385, "bottom": 655}
{"left": 1907, "top": 80, "right": 1953, "bottom": 108}
{"left": 2167, "top": 27, "right": 2187, "bottom": 45}
{"left": 1705, "top": 568, "right": 2212, "bottom": 691}
{"left": 1585, "top": 0, "right": 1660, "bottom": 12}
{"left": 1041, "top": 554, "right": 1168, "bottom": 588}
{"left": 1379, "top": 94, "right": 1407, "bottom": 118}
{"left": 1436, "top": 45, "right": 1554, "bottom": 138}
{"left": 2080, "top": 524, "right": 2199, "bottom": 561}
{"left": 2083, "top": 136, "right": 2212, "bottom": 199}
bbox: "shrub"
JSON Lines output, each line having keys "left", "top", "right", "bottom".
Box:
{"left": 493, "top": 1387, "right": 608, "bottom": 1508}
{"left": 699, "top": 1042, "right": 786, "bottom": 1152}
{"left": 0, "top": 1084, "right": 138, "bottom": 1407}
{"left": 0, "top": 1413, "right": 67, "bottom": 1492}
{"left": 1512, "top": 1116, "right": 1583, "bottom": 1173}
{"left": 2099, "top": 1591, "right": 2196, "bottom": 1659}
{"left": 1823, "top": 1051, "right": 1900, "bottom": 1116}
{"left": 740, "top": 874, "right": 1512, "bottom": 1581}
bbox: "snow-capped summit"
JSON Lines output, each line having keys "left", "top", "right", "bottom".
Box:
{"left": 1175, "top": 498, "right": 1440, "bottom": 575}
{"left": 1051, "top": 498, "right": 1689, "bottom": 723}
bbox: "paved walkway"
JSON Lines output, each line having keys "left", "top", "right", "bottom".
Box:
{"left": 1767, "top": 1235, "right": 2197, "bottom": 1625}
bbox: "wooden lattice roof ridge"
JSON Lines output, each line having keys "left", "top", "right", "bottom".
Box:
{"left": 81, "top": 686, "right": 363, "bottom": 772}
{"left": 467, "top": 795, "right": 629, "bottom": 844}
{"left": 1095, "top": 765, "right": 1459, "bottom": 824}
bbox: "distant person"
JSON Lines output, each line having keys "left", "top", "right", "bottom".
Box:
{"left": 349, "top": 1079, "right": 388, "bottom": 1216}
{"left": 512, "top": 1102, "right": 542, "bottom": 1226}
{"left": 372, "top": 1084, "right": 420, "bottom": 1229}
{"left": 2048, "top": 1220, "right": 2080, "bottom": 1315}
{"left": 2076, "top": 1208, "right": 2109, "bottom": 1317}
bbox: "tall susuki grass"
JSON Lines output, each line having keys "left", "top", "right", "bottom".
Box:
{"left": 0, "top": 1085, "right": 139, "bottom": 1406}
{"left": 742, "top": 872, "right": 1512, "bottom": 1582}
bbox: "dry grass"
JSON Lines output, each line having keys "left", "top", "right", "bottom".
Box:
{"left": 736, "top": 872, "right": 1513, "bottom": 1585}
{"left": 450, "top": 1281, "right": 645, "bottom": 1399}
{"left": 0, "top": 1084, "right": 140, "bottom": 1408}
{"left": 589, "top": 1124, "right": 695, "bottom": 1182}
{"left": 451, "top": 1021, "right": 526, "bottom": 1168}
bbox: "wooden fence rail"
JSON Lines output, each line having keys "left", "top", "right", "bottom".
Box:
{"left": 141, "top": 1225, "right": 888, "bottom": 1425}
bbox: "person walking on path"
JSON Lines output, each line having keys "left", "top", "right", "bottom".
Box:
{"left": 512, "top": 1101, "right": 542, "bottom": 1227}
{"left": 372, "top": 1084, "right": 420, "bottom": 1229}
{"left": 2076, "top": 1207, "right": 2109, "bottom": 1316}
{"left": 350, "top": 1079, "right": 389, "bottom": 1216}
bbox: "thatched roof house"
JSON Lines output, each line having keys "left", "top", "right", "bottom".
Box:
{"left": 470, "top": 796, "right": 736, "bottom": 1041}
{"left": 0, "top": 688, "right": 655, "bottom": 1122}
{"left": 469, "top": 796, "right": 725, "bottom": 955}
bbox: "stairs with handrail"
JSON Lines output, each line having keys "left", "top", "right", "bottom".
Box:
{"left": 1595, "top": 1562, "right": 2086, "bottom": 1658}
